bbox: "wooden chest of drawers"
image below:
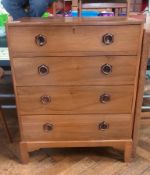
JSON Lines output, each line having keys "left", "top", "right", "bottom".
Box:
{"left": 6, "top": 17, "right": 147, "bottom": 163}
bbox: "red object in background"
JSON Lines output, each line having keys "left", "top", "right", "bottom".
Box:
{"left": 141, "top": 0, "right": 148, "bottom": 11}
{"left": 47, "top": 1, "right": 72, "bottom": 14}
{"left": 64, "top": 2, "right": 72, "bottom": 11}
{"left": 47, "top": 8, "right": 53, "bottom": 14}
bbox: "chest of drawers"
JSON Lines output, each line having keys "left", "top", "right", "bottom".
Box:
{"left": 6, "top": 17, "right": 147, "bottom": 163}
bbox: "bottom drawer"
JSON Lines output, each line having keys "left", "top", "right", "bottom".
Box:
{"left": 20, "top": 114, "right": 133, "bottom": 141}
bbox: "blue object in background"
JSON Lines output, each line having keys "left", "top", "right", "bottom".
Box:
{"left": 119, "top": 12, "right": 126, "bottom": 16}
{"left": 71, "top": 10, "right": 100, "bottom": 17}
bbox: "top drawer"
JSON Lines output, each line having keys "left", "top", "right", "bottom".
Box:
{"left": 8, "top": 25, "right": 141, "bottom": 56}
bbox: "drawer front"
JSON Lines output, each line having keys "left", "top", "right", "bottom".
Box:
{"left": 9, "top": 25, "right": 141, "bottom": 56}
{"left": 13, "top": 56, "right": 137, "bottom": 86}
{"left": 20, "top": 114, "right": 133, "bottom": 141}
{"left": 17, "top": 85, "right": 133, "bottom": 115}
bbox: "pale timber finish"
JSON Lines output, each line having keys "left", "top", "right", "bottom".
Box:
{"left": 13, "top": 56, "right": 137, "bottom": 86}
{"left": 8, "top": 25, "right": 141, "bottom": 56}
{"left": 20, "top": 114, "right": 133, "bottom": 141}
{"left": 6, "top": 17, "right": 145, "bottom": 163}
{"left": 17, "top": 85, "right": 134, "bottom": 115}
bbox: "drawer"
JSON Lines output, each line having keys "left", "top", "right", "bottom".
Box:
{"left": 20, "top": 114, "right": 133, "bottom": 141}
{"left": 17, "top": 85, "right": 134, "bottom": 115}
{"left": 9, "top": 25, "right": 141, "bottom": 56}
{"left": 13, "top": 56, "right": 137, "bottom": 86}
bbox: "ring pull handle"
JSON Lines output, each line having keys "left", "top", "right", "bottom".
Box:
{"left": 98, "top": 121, "right": 109, "bottom": 131}
{"left": 100, "top": 94, "right": 111, "bottom": 104}
{"left": 102, "top": 33, "right": 114, "bottom": 45}
{"left": 40, "top": 95, "right": 51, "bottom": 104}
{"left": 43, "top": 123, "right": 53, "bottom": 132}
{"left": 35, "top": 34, "right": 47, "bottom": 46}
{"left": 101, "top": 64, "right": 112, "bottom": 75}
{"left": 38, "top": 64, "right": 49, "bottom": 76}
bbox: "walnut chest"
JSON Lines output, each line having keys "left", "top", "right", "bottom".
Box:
{"left": 6, "top": 17, "right": 146, "bottom": 163}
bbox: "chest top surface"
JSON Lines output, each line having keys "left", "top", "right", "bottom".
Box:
{"left": 7, "top": 17, "right": 144, "bottom": 27}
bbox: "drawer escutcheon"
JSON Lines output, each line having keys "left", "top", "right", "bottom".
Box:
{"left": 43, "top": 123, "right": 53, "bottom": 132}
{"left": 38, "top": 64, "right": 49, "bottom": 76}
{"left": 100, "top": 94, "right": 111, "bottom": 103}
{"left": 102, "top": 33, "right": 114, "bottom": 45}
{"left": 98, "top": 121, "right": 109, "bottom": 131}
{"left": 101, "top": 64, "right": 112, "bottom": 75}
{"left": 40, "top": 95, "right": 51, "bottom": 104}
{"left": 35, "top": 34, "right": 47, "bottom": 46}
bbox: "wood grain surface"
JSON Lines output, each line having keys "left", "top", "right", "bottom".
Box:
{"left": 20, "top": 114, "right": 133, "bottom": 141}
{"left": 13, "top": 56, "right": 138, "bottom": 86}
{"left": 8, "top": 25, "right": 141, "bottom": 56}
{"left": 16, "top": 85, "right": 134, "bottom": 115}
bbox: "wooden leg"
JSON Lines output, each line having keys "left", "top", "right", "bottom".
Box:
{"left": 20, "top": 142, "right": 29, "bottom": 164}
{"left": 124, "top": 141, "right": 133, "bottom": 162}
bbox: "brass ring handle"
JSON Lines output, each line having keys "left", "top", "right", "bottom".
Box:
{"left": 100, "top": 94, "right": 111, "bottom": 104}
{"left": 38, "top": 64, "right": 49, "bottom": 76}
{"left": 35, "top": 34, "right": 47, "bottom": 46}
{"left": 101, "top": 64, "right": 112, "bottom": 75}
{"left": 43, "top": 123, "right": 53, "bottom": 132}
{"left": 102, "top": 33, "right": 114, "bottom": 45}
{"left": 98, "top": 121, "right": 109, "bottom": 131}
{"left": 40, "top": 95, "right": 51, "bottom": 104}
